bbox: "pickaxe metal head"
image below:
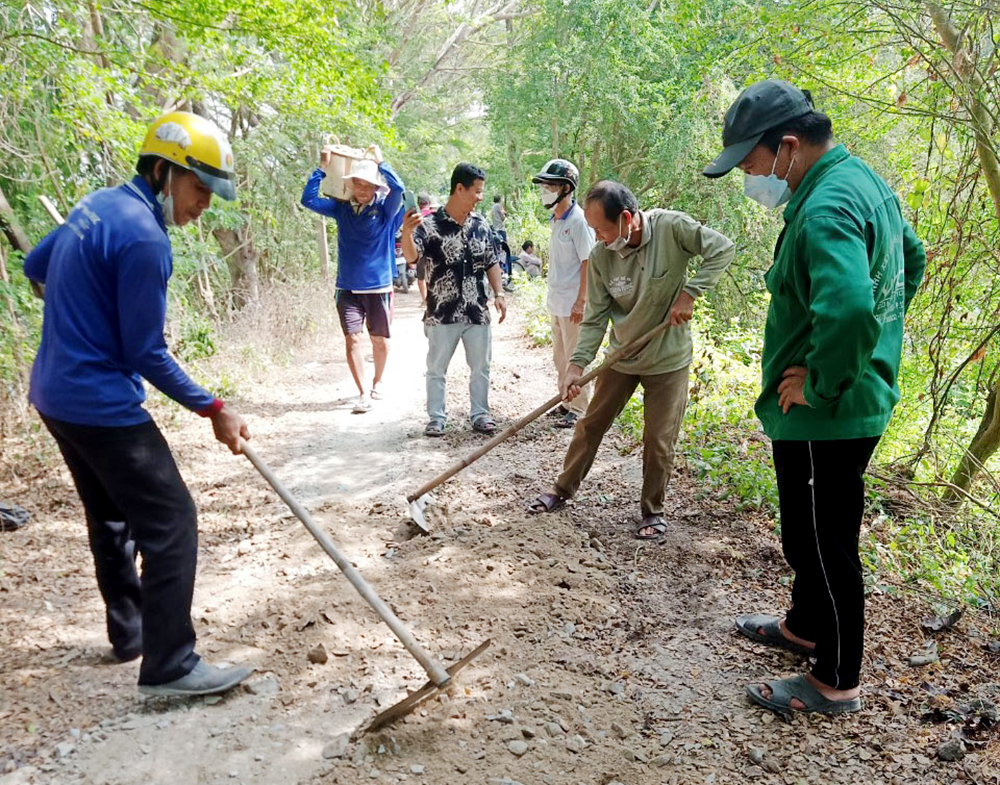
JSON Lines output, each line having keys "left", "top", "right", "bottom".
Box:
{"left": 407, "top": 492, "right": 434, "bottom": 534}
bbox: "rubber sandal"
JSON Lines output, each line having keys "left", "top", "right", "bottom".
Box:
{"left": 746, "top": 674, "right": 862, "bottom": 716}
{"left": 554, "top": 412, "right": 579, "bottom": 429}
{"left": 352, "top": 396, "right": 372, "bottom": 414}
{"left": 424, "top": 420, "right": 445, "bottom": 437}
{"left": 472, "top": 416, "right": 498, "bottom": 435}
{"left": 370, "top": 383, "right": 384, "bottom": 400}
{"left": 735, "top": 614, "right": 814, "bottom": 656}
{"left": 526, "top": 492, "right": 567, "bottom": 515}
{"left": 635, "top": 515, "right": 668, "bottom": 540}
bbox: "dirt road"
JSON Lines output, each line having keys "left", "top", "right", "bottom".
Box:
{"left": 2, "top": 289, "right": 998, "bottom": 785}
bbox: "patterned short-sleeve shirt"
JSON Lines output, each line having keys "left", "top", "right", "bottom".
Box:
{"left": 413, "top": 206, "right": 502, "bottom": 326}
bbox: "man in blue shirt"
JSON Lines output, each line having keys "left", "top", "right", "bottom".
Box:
{"left": 24, "top": 111, "right": 253, "bottom": 697}
{"left": 301, "top": 147, "right": 405, "bottom": 413}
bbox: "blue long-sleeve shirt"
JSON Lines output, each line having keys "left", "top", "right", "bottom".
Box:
{"left": 23, "top": 177, "right": 215, "bottom": 427}
{"left": 300, "top": 161, "right": 405, "bottom": 291}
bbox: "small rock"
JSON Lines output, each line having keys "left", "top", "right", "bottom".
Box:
{"left": 486, "top": 709, "right": 514, "bottom": 724}
{"left": 54, "top": 743, "right": 75, "bottom": 759}
{"left": 611, "top": 721, "right": 630, "bottom": 739}
{"left": 651, "top": 755, "right": 671, "bottom": 767}
{"left": 0, "top": 767, "right": 39, "bottom": 785}
{"left": 322, "top": 733, "right": 351, "bottom": 760}
{"left": 521, "top": 727, "right": 536, "bottom": 739}
{"left": 937, "top": 739, "right": 966, "bottom": 762}
{"left": 762, "top": 758, "right": 781, "bottom": 774}
{"left": 551, "top": 691, "right": 574, "bottom": 701}
{"left": 139, "top": 744, "right": 152, "bottom": 755}
{"left": 515, "top": 674, "right": 534, "bottom": 687}
{"left": 69, "top": 728, "right": 81, "bottom": 739}
{"left": 204, "top": 695, "right": 223, "bottom": 705}
{"left": 228, "top": 771, "right": 238, "bottom": 779}
{"left": 566, "top": 735, "right": 587, "bottom": 753}
{"left": 544, "top": 722, "right": 564, "bottom": 737}
{"left": 244, "top": 676, "right": 280, "bottom": 696}
{"left": 659, "top": 732, "right": 673, "bottom": 747}
{"left": 308, "top": 644, "right": 329, "bottom": 665}
{"left": 156, "top": 719, "right": 171, "bottom": 730}
{"left": 908, "top": 641, "right": 940, "bottom": 667}
{"left": 748, "top": 748, "right": 765, "bottom": 764}
{"left": 508, "top": 740, "right": 529, "bottom": 756}
{"left": 344, "top": 688, "right": 359, "bottom": 704}
{"left": 254, "top": 754, "right": 264, "bottom": 762}
{"left": 410, "top": 764, "right": 425, "bottom": 774}
{"left": 606, "top": 681, "right": 625, "bottom": 696}
{"left": 237, "top": 539, "right": 252, "bottom": 555}
{"left": 369, "top": 769, "right": 380, "bottom": 779}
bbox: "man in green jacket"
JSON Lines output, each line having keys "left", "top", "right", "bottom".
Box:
{"left": 704, "top": 79, "right": 926, "bottom": 715}
{"left": 527, "top": 180, "right": 735, "bottom": 538}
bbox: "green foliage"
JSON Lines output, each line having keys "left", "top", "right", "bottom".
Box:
{"left": 613, "top": 306, "right": 778, "bottom": 514}
{"left": 513, "top": 273, "right": 552, "bottom": 348}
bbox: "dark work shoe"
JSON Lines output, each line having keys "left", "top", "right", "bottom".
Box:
{"left": 138, "top": 660, "right": 253, "bottom": 697}
{"left": 546, "top": 405, "right": 569, "bottom": 418}
{"left": 112, "top": 646, "right": 142, "bottom": 663}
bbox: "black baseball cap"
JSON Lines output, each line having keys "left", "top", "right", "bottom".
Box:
{"left": 702, "top": 79, "right": 814, "bottom": 178}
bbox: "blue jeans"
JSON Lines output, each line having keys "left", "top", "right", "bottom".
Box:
{"left": 425, "top": 322, "right": 491, "bottom": 424}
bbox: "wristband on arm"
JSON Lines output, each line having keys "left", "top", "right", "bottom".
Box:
{"left": 198, "top": 398, "right": 224, "bottom": 417}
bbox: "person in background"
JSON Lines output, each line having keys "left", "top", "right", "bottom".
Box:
{"left": 402, "top": 163, "right": 508, "bottom": 437}
{"left": 518, "top": 240, "right": 543, "bottom": 278}
{"left": 22, "top": 111, "right": 253, "bottom": 697}
{"left": 490, "top": 194, "right": 507, "bottom": 237}
{"left": 416, "top": 192, "right": 434, "bottom": 304}
{"left": 532, "top": 159, "right": 595, "bottom": 429}
{"left": 704, "top": 78, "right": 926, "bottom": 716}
{"left": 301, "top": 145, "right": 404, "bottom": 413}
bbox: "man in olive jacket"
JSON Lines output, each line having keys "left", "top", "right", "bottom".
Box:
{"left": 527, "top": 180, "right": 735, "bottom": 538}
{"left": 704, "top": 79, "right": 926, "bottom": 716}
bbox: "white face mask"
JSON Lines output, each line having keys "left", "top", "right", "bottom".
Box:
{"left": 156, "top": 168, "right": 176, "bottom": 227}
{"left": 539, "top": 184, "right": 564, "bottom": 210}
{"left": 605, "top": 212, "right": 632, "bottom": 252}
{"left": 744, "top": 144, "right": 795, "bottom": 209}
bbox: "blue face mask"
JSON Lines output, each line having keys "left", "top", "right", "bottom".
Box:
{"left": 744, "top": 145, "right": 795, "bottom": 209}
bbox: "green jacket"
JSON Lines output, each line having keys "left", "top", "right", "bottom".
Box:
{"left": 758, "top": 144, "right": 926, "bottom": 441}
{"left": 571, "top": 209, "right": 735, "bottom": 376}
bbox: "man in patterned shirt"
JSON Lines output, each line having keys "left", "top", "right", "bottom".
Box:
{"left": 401, "top": 163, "right": 508, "bottom": 437}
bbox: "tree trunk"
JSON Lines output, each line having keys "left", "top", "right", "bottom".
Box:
{"left": 0, "top": 180, "right": 44, "bottom": 298}
{"left": 212, "top": 226, "right": 259, "bottom": 310}
{"left": 929, "top": 3, "right": 1000, "bottom": 504}
{"left": 944, "top": 383, "right": 1000, "bottom": 505}
{"left": 316, "top": 218, "right": 330, "bottom": 281}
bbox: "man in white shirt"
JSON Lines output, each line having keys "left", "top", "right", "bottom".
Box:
{"left": 532, "top": 159, "right": 596, "bottom": 428}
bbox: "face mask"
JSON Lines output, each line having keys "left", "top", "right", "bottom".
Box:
{"left": 744, "top": 144, "right": 795, "bottom": 209}
{"left": 539, "top": 184, "right": 563, "bottom": 210}
{"left": 605, "top": 213, "right": 632, "bottom": 252}
{"left": 156, "top": 168, "right": 176, "bottom": 227}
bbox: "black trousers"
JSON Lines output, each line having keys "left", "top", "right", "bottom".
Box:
{"left": 41, "top": 415, "right": 200, "bottom": 685}
{"left": 773, "top": 436, "right": 880, "bottom": 691}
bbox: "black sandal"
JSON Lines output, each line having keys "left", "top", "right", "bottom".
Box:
{"left": 635, "top": 515, "right": 668, "bottom": 540}
{"left": 526, "top": 492, "right": 568, "bottom": 515}
{"left": 472, "top": 416, "right": 498, "bottom": 434}
{"left": 554, "top": 411, "right": 578, "bottom": 429}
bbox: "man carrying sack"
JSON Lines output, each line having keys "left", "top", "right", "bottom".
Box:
{"left": 301, "top": 145, "right": 405, "bottom": 413}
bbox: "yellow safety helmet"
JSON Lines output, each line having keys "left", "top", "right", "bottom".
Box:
{"left": 140, "top": 111, "right": 236, "bottom": 201}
